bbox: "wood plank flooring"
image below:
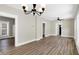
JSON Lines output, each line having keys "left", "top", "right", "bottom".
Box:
{"left": 0, "top": 36, "right": 78, "bottom": 55}
{"left": 0, "top": 38, "right": 15, "bottom": 52}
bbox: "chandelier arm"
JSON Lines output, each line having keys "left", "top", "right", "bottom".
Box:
{"left": 24, "top": 11, "right": 32, "bottom": 15}
{"left": 37, "top": 11, "right": 44, "bottom": 13}
{"left": 36, "top": 11, "right": 41, "bottom": 16}
{"left": 37, "top": 11, "right": 44, "bottom": 14}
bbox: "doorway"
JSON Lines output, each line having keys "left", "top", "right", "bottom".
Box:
{"left": 0, "top": 16, "right": 15, "bottom": 51}
{"left": 42, "top": 23, "right": 45, "bottom": 38}
{"left": 59, "top": 25, "right": 62, "bottom": 36}
{"left": 56, "top": 23, "right": 62, "bottom": 36}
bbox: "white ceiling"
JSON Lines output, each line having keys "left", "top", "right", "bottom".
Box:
{"left": 41, "top": 4, "right": 78, "bottom": 20}
{"left": 7, "top": 4, "right": 78, "bottom": 20}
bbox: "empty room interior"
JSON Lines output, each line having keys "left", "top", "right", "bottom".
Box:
{"left": 0, "top": 4, "right": 79, "bottom": 55}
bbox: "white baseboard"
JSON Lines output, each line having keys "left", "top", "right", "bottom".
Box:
{"left": 45, "top": 34, "right": 57, "bottom": 37}
{"left": 51, "top": 34, "right": 57, "bottom": 36}
{"left": 36, "top": 37, "right": 42, "bottom": 40}
{"left": 15, "top": 34, "right": 74, "bottom": 47}
{"left": 15, "top": 37, "right": 42, "bottom": 47}
{"left": 45, "top": 34, "right": 74, "bottom": 38}
{"left": 61, "top": 35, "right": 74, "bottom": 38}
{"left": 15, "top": 39, "right": 37, "bottom": 47}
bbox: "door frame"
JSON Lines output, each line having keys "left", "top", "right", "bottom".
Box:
{"left": 56, "top": 21, "right": 63, "bottom": 36}
{"left": 42, "top": 22, "right": 46, "bottom": 38}
{"left": 0, "top": 12, "right": 18, "bottom": 47}
{"left": 42, "top": 23, "right": 45, "bottom": 38}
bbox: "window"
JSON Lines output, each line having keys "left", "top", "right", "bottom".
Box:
{"left": 0, "top": 21, "right": 9, "bottom": 37}
{"left": 2, "top": 23, "right": 7, "bottom": 36}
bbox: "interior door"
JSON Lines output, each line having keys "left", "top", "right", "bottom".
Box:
{"left": 42, "top": 23, "right": 45, "bottom": 38}
{"left": 56, "top": 21, "right": 62, "bottom": 36}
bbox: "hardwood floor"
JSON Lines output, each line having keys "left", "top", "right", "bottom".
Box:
{"left": 0, "top": 36, "right": 78, "bottom": 55}
{"left": 0, "top": 38, "right": 15, "bottom": 52}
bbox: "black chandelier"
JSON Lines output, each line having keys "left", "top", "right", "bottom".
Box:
{"left": 22, "top": 4, "right": 46, "bottom": 16}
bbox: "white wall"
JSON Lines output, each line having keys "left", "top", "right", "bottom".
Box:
{"left": 17, "top": 10, "right": 36, "bottom": 45}
{"left": 0, "top": 5, "right": 52, "bottom": 46}
{"left": 74, "top": 8, "right": 79, "bottom": 53}
{"left": 36, "top": 16, "right": 52, "bottom": 40}
{"left": 0, "top": 5, "right": 36, "bottom": 46}
{"left": 51, "top": 20, "right": 57, "bottom": 35}
{"left": 36, "top": 16, "right": 74, "bottom": 40}
{"left": 51, "top": 18, "right": 74, "bottom": 37}
{"left": 61, "top": 19, "right": 74, "bottom": 37}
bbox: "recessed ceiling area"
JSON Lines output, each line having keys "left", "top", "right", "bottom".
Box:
{"left": 6, "top": 4, "right": 79, "bottom": 20}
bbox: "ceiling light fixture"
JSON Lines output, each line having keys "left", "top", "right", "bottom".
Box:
{"left": 22, "top": 4, "right": 46, "bottom": 16}
{"left": 57, "top": 17, "right": 63, "bottom": 21}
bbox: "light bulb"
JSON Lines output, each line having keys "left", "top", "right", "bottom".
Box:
{"left": 21, "top": 4, "right": 28, "bottom": 11}
{"left": 38, "top": 8, "right": 43, "bottom": 12}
